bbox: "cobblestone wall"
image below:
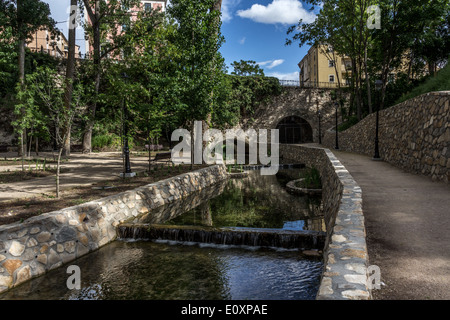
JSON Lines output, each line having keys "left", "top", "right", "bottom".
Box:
{"left": 323, "top": 91, "right": 450, "bottom": 183}
{"left": 280, "top": 144, "right": 371, "bottom": 300}
{"left": 0, "top": 165, "right": 228, "bottom": 293}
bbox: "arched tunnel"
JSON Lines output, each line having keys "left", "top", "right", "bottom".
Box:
{"left": 276, "top": 116, "right": 313, "bottom": 144}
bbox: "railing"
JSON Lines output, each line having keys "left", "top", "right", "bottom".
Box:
{"left": 301, "top": 81, "right": 349, "bottom": 89}
{"left": 279, "top": 80, "right": 350, "bottom": 88}
{"left": 279, "top": 80, "right": 300, "bottom": 87}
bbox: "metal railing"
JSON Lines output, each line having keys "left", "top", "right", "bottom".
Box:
{"left": 300, "top": 81, "right": 349, "bottom": 89}
{"left": 279, "top": 80, "right": 300, "bottom": 87}
{"left": 279, "top": 80, "right": 350, "bottom": 88}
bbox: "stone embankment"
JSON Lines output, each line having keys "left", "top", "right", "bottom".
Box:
{"left": 281, "top": 145, "right": 371, "bottom": 300}
{"left": 323, "top": 91, "right": 449, "bottom": 183}
{"left": 0, "top": 165, "right": 228, "bottom": 293}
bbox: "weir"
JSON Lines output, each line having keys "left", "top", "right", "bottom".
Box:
{"left": 117, "top": 223, "right": 326, "bottom": 250}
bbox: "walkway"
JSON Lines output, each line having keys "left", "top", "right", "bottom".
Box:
{"left": 0, "top": 152, "right": 153, "bottom": 202}
{"left": 332, "top": 150, "right": 450, "bottom": 300}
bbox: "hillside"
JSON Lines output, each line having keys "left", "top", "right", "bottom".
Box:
{"left": 396, "top": 62, "right": 450, "bottom": 104}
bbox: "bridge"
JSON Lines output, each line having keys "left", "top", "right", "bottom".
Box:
{"left": 240, "top": 86, "right": 342, "bottom": 145}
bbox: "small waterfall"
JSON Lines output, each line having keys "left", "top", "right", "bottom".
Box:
{"left": 117, "top": 224, "right": 326, "bottom": 250}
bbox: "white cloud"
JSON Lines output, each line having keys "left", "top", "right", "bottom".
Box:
{"left": 222, "top": 0, "right": 241, "bottom": 23}
{"left": 238, "top": 37, "right": 246, "bottom": 45}
{"left": 237, "top": 0, "right": 316, "bottom": 25}
{"left": 257, "top": 59, "right": 285, "bottom": 69}
{"left": 266, "top": 71, "right": 299, "bottom": 81}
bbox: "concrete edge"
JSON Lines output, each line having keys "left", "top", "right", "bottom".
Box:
{"left": 316, "top": 148, "right": 371, "bottom": 300}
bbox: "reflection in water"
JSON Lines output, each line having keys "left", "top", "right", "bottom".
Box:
{"left": 0, "top": 166, "right": 325, "bottom": 301}
{"left": 166, "top": 168, "right": 325, "bottom": 231}
{"left": 0, "top": 241, "right": 322, "bottom": 300}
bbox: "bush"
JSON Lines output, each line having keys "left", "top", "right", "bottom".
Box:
{"left": 395, "top": 62, "right": 450, "bottom": 104}
{"left": 338, "top": 115, "right": 359, "bottom": 132}
{"left": 298, "top": 167, "right": 321, "bottom": 189}
{"left": 92, "top": 134, "right": 134, "bottom": 151}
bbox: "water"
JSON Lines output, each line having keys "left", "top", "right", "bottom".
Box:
{"left": 164, "top": 167, "right": 324, "bottom": 231}
{"left": 0, "top": 165, "right": 325, "bottom": 300}
{"left": 0, "top": 240, "right": 323, "bottom": 300}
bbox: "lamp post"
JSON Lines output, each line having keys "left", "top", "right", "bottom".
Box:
{"left": 121, "top": 72, "right": 136, "bottom": 178}
{"left": 334, "top": 102, "right": 339, "bottom": 150}
{"left": 372, "top": 80, "right": 382, "bottom": 160}
{"left": 316, "top": 99, "right": 322, "bottom": 144}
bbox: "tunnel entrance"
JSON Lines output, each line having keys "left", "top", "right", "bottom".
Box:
{"left": 276, "top": 116, "right": 313, "bottom": 144}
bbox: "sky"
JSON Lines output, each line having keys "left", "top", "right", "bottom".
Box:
{"left": 41, "top": 0, "right": 319, "bottom": 81}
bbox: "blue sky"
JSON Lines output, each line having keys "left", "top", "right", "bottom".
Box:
{"left": 42, "top": 0, "right": 318, "bottom": 81}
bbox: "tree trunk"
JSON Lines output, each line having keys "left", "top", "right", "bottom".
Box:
{"left": 62, "top": 0, "right": 78, "bottom": 157}
{"left": 56, "top": 147, "right": 63, "bottom": 198}
{"left": 364, "top": 47, "right": 372, "bottom": 114}
{"left": 81, "top": 0, "right": 101, "bottom": 154}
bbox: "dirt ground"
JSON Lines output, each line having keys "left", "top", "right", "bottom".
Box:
{"left": 0, "top": 151, "right": 206, "bottom": 225}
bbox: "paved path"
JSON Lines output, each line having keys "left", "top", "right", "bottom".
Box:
{"left": 0, "top": 152, "right": 154, "bottom": 202}
{"left": 332, "top": 150, "right": 450, "bottom": 300}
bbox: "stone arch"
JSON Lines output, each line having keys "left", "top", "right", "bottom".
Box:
{"left": 276, "top": 116, "right": 313, "bottom": 144}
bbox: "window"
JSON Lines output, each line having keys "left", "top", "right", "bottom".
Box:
{"left": 145, "top": 3, "right": 152, "bottom": 12}
{"left": 329, "top": 75, "right": 335, "bottom": 83}
{"left": 328, "top": 60, "right": 334, "bottom": 67}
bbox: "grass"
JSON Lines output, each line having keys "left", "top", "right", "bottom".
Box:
{"left": 295, "top": 167, "right": 322, "bottom": 189}
{"left": 0, "top": 163, "right": 207, "bottom": 226}
{"left": 395, "top": 62, "right": 450, "bottom": 104}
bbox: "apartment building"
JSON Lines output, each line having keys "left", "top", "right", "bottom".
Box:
{"left": 27, "top": 29, "right": 81, "bottom": 59}
{"left": 85, "top": 0, "right": 167, "bottom": 59}
{"left": 298, "top": 44, "right": 351, "bottom": 88}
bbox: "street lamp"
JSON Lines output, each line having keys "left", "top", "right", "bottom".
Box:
{"left": 372, "top": 80, "right": 383, "bottom": 160}
{"left": 120, "top": 72, "right": 136, "bottom": 178}
{"left": 316, "top": 99, "right": 322, "bottom": 144}
{"left": 334, "top": 102, "right": 339, "bottom": 150}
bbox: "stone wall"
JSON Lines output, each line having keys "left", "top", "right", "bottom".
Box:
{"left": 0, "top": 165, "right": 228, "bottom": 293}
{"left": 243, "top": 87, "right": 347, "bottom": 144}
{"left": 323, "top": 91, "right": 450, "bottom": 183}
{"left": 280, "top": 144, "right": 371, "bottom": 300}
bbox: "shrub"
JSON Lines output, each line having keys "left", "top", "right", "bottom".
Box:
{"left": 298, "top": 167, "right": 321, "bottom": 189}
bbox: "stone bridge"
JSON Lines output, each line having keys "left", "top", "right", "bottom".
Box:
{"left": 240, "top": 87, "right": 342, "bottom": 144}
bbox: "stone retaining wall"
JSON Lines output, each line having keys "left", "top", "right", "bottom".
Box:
{"left": 280, "top": 144, "right": 371, "bottom": 300}
{"left": 0, "top": 165, "right": 228, "bottom": 293}
{"left": 323, "top": 91, "right": 450, "bottom": 183}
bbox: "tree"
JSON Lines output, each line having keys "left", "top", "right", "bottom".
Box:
{"left": 79, "top": 0, "right": 154, "bottom": 154}
{"left": 1, "top": 0, "right": 55, "bottom": 161}
{"left": 167, "top": 1, "right": 224, "bottom": 122}
{"left": 15, "top": 66, "right": 84, "bottom": 198}
{"left": 231, "top": 60, "right": 265, "bottom": 76}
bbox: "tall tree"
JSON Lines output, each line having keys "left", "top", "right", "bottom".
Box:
{"left": 231, "top": 60, "right": 265, "bottom": 76}
{"left": 80, "top": 0, "right": 144, "bottom": 153}
{"left": 62, "top": 0, "right": 79, "bottom": 157}
{"left": 1, "top": 0, "right": 54, "bottom": 166}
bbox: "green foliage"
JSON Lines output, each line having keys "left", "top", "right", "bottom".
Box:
{"left": 338, "top": 115, "right": 359, "bottom": 132}
{"left": 226, "top": 75, "right": 282, "bottom": 122}
{"left": 92, "top": 134, "right": 122, "bottom": 150}
{"left": 396, "top": 62, "right": 450, "bottom": 104}
{"left": 231, "top": 60, "right": 265, "bottom": 76}
{"left": 299, "top": 167, "right": 322, "bottom": 189}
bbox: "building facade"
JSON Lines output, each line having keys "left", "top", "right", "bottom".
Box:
{"left": 85, "top": 0, "right": 167, "bottom": 59}
{"left": 298, "top": 44, "right": 351, "bottom": 88}
{"left": 26, "top": 29, "right": 81, "bottom": 59}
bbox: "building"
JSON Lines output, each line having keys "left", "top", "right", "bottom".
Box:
{"left": 27, "top": 29, "right": 81, "bottom": 59}
{"left": 85, "top": 0, "right": 167, "bottom": 59}
{"left": 298, "top": 44, "right": 351, "bottom": 88}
